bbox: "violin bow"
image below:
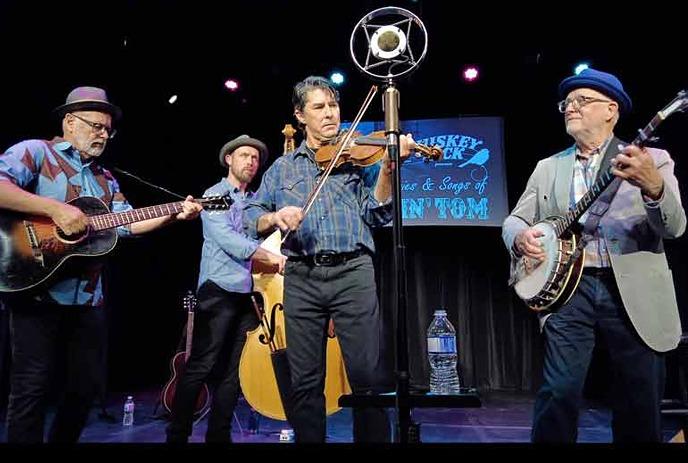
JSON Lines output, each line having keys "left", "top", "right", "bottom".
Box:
{"left": 281, "top": 85, "right": 378, "bottom": 243}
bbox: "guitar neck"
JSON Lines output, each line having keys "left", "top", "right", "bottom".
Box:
{"left": 557, "top": 112, "right": 664, "bottom": 235}
{"left": 88, "top": 201, "right": 185, "bottom": 231}
{"left": 184, "top": 311, "right": 194, "bottom": 362}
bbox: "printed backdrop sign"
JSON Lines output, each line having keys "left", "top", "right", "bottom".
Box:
{"left": 343, "top": 117, "right": 508, "bottom": 226}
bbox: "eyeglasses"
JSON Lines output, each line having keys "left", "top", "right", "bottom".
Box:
{"left": 68, "top": 113, "right": 117, "bottom": 139}
{"left": 557, "top": 95, "right": 614, "bottom": 113}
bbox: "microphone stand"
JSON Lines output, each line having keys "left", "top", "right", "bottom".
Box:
{"left": 383, "top": 81, "right": 417, "bottom": 443}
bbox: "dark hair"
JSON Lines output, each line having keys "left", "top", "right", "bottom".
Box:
{"left": 292, "top": 75, "right": 340, "bottom": 112}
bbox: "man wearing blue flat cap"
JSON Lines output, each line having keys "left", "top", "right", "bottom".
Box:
{"left": 503, "top": 68, "right": 685, "bottom": 442}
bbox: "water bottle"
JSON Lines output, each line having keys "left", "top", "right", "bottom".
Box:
{"left": 427, "top": 309, "right": 461, "bottom": 394}
{"left": 122, "top": 396, "right": 135, "bottom": 426}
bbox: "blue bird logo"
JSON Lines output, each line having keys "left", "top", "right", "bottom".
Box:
{"left": 459, "top": 148, "right": 490, "bottom": 168}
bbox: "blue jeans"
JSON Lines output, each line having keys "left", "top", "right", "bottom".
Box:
{"left": 532, "top": 270, "right": 665, "bottom": 442}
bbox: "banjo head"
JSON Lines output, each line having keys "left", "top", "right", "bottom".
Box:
{"left": 513, "top": 221, "right": 560, "bottom": 301}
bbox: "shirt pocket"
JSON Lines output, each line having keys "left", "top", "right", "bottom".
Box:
{"left": 276, "top": 178, "right": 307, "bottom": 206}
{"left": 333, "top": 174, "right": 362, "bottom": 209}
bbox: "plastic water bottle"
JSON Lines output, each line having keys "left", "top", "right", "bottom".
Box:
{"left": 427, "top": 309, "right": 461, "bottom": 394}
{"left": 122, "top": 396, "right": 135, "bottom": 426}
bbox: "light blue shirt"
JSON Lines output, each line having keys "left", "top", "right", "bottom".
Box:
{"left": 198, "top": 179, "right": 259, "bottom": 294}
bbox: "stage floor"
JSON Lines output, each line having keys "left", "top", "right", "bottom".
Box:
{"left": 1, "top": 390, "right": 684, "bottom": 443}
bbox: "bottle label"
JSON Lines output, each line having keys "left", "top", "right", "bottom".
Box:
{"left": 427, "top": 336, "right": 456, "bottom": 353}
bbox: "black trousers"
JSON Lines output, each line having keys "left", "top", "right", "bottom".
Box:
{"left": 166, "top": 281, "right": 256, "bottom": 443}
{"left": 532, "top": 272, "right": 666, "bottom": 443}
{"left": 4, "top": 297, "right": 106, "bottom": 443}
{"left": 284, "top": 254, "right": 390, "bottom": 443}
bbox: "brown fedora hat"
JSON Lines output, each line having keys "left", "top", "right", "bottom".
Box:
{"left": 53, "top": 86, "right": 122, "bottom": 120}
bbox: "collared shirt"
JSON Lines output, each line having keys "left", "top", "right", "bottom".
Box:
{"left": 0, "top": 137, "right": 133, "bottom": 306}
{"left": 243, "top": 140, "right": 393, "bottom": 256}
{"left": 197, "top": 179, "right": 259, "bottom": 294}
{"left": 570, "top": 136, "right": 612, "bottom": 268}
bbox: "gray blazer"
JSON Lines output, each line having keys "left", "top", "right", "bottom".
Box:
{"left": 502, "top": 143, "right": 686, "bottom": 352}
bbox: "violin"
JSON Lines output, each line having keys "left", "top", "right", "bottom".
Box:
{"left": 314, "top": 130, "right": 442, "bottom": 169}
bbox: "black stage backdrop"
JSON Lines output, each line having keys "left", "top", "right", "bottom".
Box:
{"left": 0, "top": 1, "right": 686, "bottom": 407}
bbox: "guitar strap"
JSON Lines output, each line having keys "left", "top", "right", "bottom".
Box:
{"left": 580, "top": 137, "right": 625, "bottom": 243}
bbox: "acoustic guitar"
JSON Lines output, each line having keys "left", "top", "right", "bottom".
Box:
{"left": 0, "top": 195, "right": 230, "bottom": 292}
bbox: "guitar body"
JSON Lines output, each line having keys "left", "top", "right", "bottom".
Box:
{"left": 0, "top": 196, "right": 117, "bottom": 292}
{"left": 513, "top": 218, "right": 585, "bottom": 312}
{"left": 161, "top": 351, "right": 211, "bottom": 417}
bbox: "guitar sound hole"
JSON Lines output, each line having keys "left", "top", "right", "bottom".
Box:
{"left": 55, "top": 226, "right": 89, "bottom": 243}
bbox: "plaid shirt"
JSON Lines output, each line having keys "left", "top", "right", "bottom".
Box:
{"left": 569, "top": 136, "right": 613, "bottom": 268}
{"left": 243, "top": 141, "right": 393, "bottom": 256}
{"left": 0, "top": 137, "right": 133, "bottom": 306}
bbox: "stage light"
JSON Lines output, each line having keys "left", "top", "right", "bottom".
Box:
{"left": 168, "top": 95, "right": 178, "bottom": 104}
{"left": 574, "top": 63, "right": 589, "bottom": 75}
{"left": 463, "top": 66, "right": 479, "bottom": 82}
{"left": 224, "top": 79, "right": 239, "bottom": 91}
{"left": 330, "top": 72, "right": 345, "bottom": 86}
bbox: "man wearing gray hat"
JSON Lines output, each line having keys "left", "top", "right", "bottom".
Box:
{"left": 0, "top": 86, "right": 203, "bottom": 443}
{"left": 502, "top": 68, "right": 686, "bottom": 442}
{"left": 166, "top": 134, "right": 285, "bottom": 443}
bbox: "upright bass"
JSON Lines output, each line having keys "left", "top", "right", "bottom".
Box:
{"left": 237, "top": 124, "right": 351, "bottom": 421}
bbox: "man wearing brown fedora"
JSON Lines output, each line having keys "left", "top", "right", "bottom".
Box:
{"left": 166, "top": 134, "right": 285, "bottom": 443}
{"left": 0, "top": 86, "right": 203, "bottom": 443}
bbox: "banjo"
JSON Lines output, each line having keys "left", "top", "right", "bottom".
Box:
{"left": 513, "top": 90, "right": 688, "bottom": 312}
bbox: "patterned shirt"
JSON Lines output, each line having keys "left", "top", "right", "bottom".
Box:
{"left": 0, "top": 137, "right": 133, "bottom": 306}
{"left": 569, "top": 136, "right": 613, "bottom": 268}
{"left": 197, "top": 179, "right": 259, "bottom": 294}
{"left": 243, "top": 140, "right": 393, "bottom": 256}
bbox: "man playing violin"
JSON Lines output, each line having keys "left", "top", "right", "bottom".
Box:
{"left": 243, "top": 75, "right": 415, "bottom": 443}
{"left": 166, "top": 135, "right": 285, "bottom": 443}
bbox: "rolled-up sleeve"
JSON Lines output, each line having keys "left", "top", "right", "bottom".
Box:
{"left": 0, "top": 140, "right": 45, "bottom": 186}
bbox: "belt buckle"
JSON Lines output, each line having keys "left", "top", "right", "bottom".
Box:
{"left": 314, "top": 251, "right": 336, "bottom": 267}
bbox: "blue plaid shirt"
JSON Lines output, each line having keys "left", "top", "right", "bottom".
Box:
{"left": 197, "top": 179, "right": 259, "bottom": 294}
{"left": 0, "top": 137, "right": 133, "bottom": 306}
{"left": 243, "top": 141, "right": 393, "bottom": 256}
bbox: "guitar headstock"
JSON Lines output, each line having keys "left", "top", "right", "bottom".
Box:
{"left": 199, "top": 194, "right": 233, "bottom": 212}
{"left": 183, "top": 290, "right": 198, "bottom": 313}
{"left": 658, "top": 90, "right": 688, "bottom": 120}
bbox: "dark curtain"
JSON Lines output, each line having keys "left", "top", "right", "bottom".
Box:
{"left": 373, "top": 226, "right": 544, "bottom": 394}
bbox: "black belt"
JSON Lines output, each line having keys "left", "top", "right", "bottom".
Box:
{"left": 582, "top": 267, "right": 613, "bottom": 277}
{"left": 288, "top": 249, "right": 366, "bottom": 267}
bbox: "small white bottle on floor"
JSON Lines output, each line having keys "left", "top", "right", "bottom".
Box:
{"left": 122, "top": 396, "right": 135, "bottom": 426}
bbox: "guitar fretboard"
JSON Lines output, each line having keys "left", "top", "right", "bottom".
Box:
{"left": 554, "top": 111, "right": 665, "bottom": 237}
{"left": 88, "top": 202, "right": 185, "bottom": 231}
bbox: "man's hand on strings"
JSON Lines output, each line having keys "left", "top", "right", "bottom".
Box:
{"left": 381, "top": 133, "right": 416, "bottom": 175}
{"left": 611, "top": 145, "right": 664, "bottom": 200}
